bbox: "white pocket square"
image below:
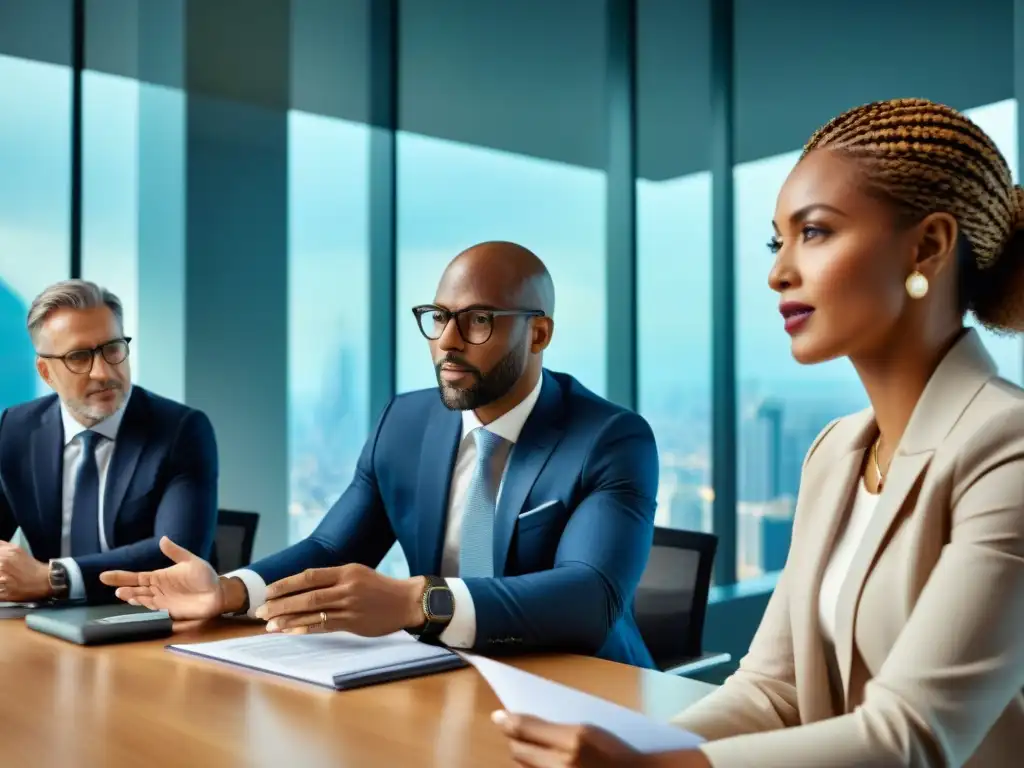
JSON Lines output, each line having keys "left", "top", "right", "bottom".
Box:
{"left": 518, "top": 500, "right": 560, "bottom": 519}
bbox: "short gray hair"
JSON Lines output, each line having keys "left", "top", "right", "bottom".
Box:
{"left": 27, "top": 280, "right": 124, "bottom": 346}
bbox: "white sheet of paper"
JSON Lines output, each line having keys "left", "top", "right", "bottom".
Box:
{"left": 462, "top": 653, "right": 704, "bottom": 754}
{"left": 169, "top": 630, "right": 455, "bottom": 688}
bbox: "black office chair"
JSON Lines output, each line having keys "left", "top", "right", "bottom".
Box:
{"left": 210, "top": 510, "right": 259, "bottom": 573}
{"left": 633, "top": 527, "right": 732, "bottom": 677}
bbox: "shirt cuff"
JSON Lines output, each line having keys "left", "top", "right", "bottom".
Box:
{"left": 438, "top": 577, "right": 476, "bottom": 648}
{"left": 223, "top": 568, "right": 267, "bottom": 619}
{"left": 57, "top": 557, "right": 86, "bottom": 602}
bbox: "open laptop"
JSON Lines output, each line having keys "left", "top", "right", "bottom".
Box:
{"left": 25, "top": 603, "right": 173, "bottom": 645}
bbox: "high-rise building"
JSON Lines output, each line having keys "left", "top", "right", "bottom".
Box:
{"left": 736, "top": 496, "right": 795, "bottom": 578}
{"left": 736, "top": 500, "right": 765, "bottom": 578}
{"left": 761, "top": 504, "right": 794, "bottom": 573}
{"left": 670, "top": 484, "right": 712, "bottom": 533}
{"left": 740, "top": 397, "right": 784, "bottom": 503}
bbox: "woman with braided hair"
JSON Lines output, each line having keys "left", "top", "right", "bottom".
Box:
{"left": 491, "top": 98, "right": 1024, "bottom": 767}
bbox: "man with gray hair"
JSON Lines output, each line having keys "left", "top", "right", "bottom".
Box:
{"left": 0, "top": 279, "right": 219, "bottom": 604}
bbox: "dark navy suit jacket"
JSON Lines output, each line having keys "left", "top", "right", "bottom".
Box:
{"left": 250, "top": 370, "right": 659, "bottom": 668}
{"left": 0, "top": 386, "right": 219, "bottom": 602}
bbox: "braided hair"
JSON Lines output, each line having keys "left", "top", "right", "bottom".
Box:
{"left": 803, "top": 98, "right": 1024, "bottom": 332}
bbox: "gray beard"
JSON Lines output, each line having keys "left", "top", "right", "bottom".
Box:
{"left": 65, "top": 383, "right": 127, "bottom": 425}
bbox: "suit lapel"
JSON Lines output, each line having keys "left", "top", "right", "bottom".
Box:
{"left": 832, "top": 450, "right": 931, "bottom": 707}
{"left": 492, "top": 373, "right": 563, "bottom": 576}
{"left": 415, "top": 405, "right": 462, "bottom": 573}
{"left": 102, "top": 389, "right": 148, "bottom": 546}
{"left": 30, "top": 399, "right": 64, "bottom": 557}
{"left": 828, "top": 329, "right": 995, "bottom": 709}
{"left": 790, "top": 430, "right": 867, "bottom": 722}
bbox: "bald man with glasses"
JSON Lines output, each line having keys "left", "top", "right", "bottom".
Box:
{"left": 105, "top": 242, "right": 659, "bottom": 669}
{"left": 0, "top": 280, "right": 218, "bottom": 604}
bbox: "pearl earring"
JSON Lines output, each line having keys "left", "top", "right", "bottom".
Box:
{"left": 905, "top": 271, "right": 929, "bottom": 299}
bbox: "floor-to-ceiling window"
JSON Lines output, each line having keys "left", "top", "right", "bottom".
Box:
{"left": 0, "top": 54, "right": 72, "bottom": 409}
{"left": 77, "top": 0, "right": 189, "bottom": 399}
{"left": 287, "top": 113, "right": 372, "bottom": 543}
{"left": 636, "top": 0, "right": 714, "bottom": 535}
{"left": 286, "top": 0, "right": 373, "bottom": 545}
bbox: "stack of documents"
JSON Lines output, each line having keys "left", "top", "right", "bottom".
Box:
{"left": 169, "top": 631, "right": 466, "bottom": 690}
{"left": 168, "top": 631, "right": 704, "bottom": 753}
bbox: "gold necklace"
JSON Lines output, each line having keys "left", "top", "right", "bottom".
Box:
{"left": 872, "top": 437, "right": 886, "bottom": 491}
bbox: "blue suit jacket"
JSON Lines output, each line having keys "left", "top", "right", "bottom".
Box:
{"left": 0, "top": 387, "right": 219, "bottom": 602}
{"left": 251, "top": 370, "right": 659, "bottom": 668}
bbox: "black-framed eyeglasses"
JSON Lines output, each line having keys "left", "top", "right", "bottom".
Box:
{"left": 37, "top": 337, "right": 132, "bottom": 375}
{"left": 412, "top": 305, "right": 545, "bottom": 345}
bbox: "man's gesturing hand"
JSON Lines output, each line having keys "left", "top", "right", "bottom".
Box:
{"left": 256, "top": 564, "right": 427, "bottom": 637}
{"left": 99, "top": 536, "right": 244, "bottom": 625}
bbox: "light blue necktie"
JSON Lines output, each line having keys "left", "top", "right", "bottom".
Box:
{"left": 459, "top": 428, "right": 508, "bottom": 578}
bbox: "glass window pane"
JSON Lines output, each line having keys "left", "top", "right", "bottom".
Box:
{"left": 81, "top": 69, "right": 188, "bottom": 401}
{"left": 81, "top": 71, "right": 140, "bottom": 362}
{"left": 287, "top": 113, "right": 371, "bottom": 544}
{"left": 396, "top": 136, "right": 607, "bottom": 395}
{"left": 636, "top": 0, "right": 713, "bottom": 534}
{"left": 961, "top": 99, "right": 1021, "bottom": 383}
{"left": 0, "top": 54, "right": 71, "bottom": 409}
{"left": 733, "top": 0, "right": 1015, "bottom": 580}
{"left": 286, "top": 1, "right": 373, "bottom": 549}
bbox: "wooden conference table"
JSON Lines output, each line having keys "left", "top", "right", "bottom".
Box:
{"left": 0, "top": 619, "right": 717, "bottom": 767}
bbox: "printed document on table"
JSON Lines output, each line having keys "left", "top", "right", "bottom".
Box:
{"left": 169, "top": 630, "right": 457, "bottom": 688}
{"left": 462, "top": 653, "right": 705, "bottom": 754}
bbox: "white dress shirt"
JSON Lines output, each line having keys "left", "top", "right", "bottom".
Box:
{"left": 228, "top": 375, "right": 545, "bottom": 648}
{"left": 817, "top": 478, "right": 880, "bottom": 697}
{"left": 55, "top": 387, "right": 133, "bottom": 601}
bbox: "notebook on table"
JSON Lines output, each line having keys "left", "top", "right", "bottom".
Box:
{"left": 25, "top": 604, "right": 173, "bottom": 645}
{"left": 0, "top": 601, "right": 40, "bottom": 620}
{"left": 168, "top": 630, "right": 467, "bottom": 690}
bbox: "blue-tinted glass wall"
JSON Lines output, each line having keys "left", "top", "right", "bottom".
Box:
{"left": 287, "top": 0, "right": 374, "bottom": 546}
{"left": 0, "top": 55, "right": 72, "bottom": 410}
{"left": 636, "top": 0, "right": 714, "bottom": 537}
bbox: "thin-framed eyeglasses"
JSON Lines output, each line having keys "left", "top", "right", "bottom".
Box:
{"left": 411, "top": 305, "right": 545, "bottom": 345}
{"left": 37, "top": 337, "right": 132, "bottom": 374}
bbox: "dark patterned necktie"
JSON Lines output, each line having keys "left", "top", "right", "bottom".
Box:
{"left": 70, "top": 430, "right": 102, "bottom": 556}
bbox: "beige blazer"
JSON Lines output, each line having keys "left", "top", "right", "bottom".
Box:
{"left": 674, "top": 330, "right": 1024, "bottom": 767}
